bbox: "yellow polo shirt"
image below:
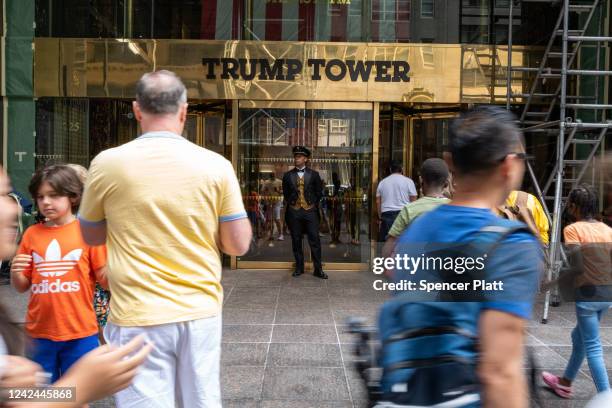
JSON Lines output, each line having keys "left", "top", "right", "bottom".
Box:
{"left": 79, "top": 132, "right": 246, "bottom": 326}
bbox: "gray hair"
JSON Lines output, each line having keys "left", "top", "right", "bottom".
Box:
{"left": 135, "top": 70, "right": 187, "bottom": 115}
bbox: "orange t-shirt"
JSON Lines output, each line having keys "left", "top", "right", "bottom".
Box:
{"left": 564, "top": 221, "right": 612, "bottom": 288}
{"left": 17, "top": 220, "right": 107, "bottom": 341}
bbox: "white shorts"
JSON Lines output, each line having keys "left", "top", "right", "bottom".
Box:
{"left": 273, "top": 202, "right": 282, "bottom": 220}
{"left": 104, "top": 315, "right": 222, "bottom": 408}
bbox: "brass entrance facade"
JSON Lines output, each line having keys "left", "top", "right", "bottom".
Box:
{"left": 229, "top": 101, "right": 457, "bottom": 270}
{"left": 31, "top": 96, "right": 456, "bottom": 271}
{"left": 183, "top": 102, "right": 230, "bottom": 158}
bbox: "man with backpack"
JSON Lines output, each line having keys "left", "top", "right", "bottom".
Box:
{"left": 377, "top": 106, "right": 542, "bottom": 407}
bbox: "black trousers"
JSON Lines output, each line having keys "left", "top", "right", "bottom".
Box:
{"left": 379, "top": 210, "right": 401, "bottom": 242}
{"left": 285, "top": 207, "right": 323, "bottom": 272}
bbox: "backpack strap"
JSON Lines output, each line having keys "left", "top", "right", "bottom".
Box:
{"left": 475, "top": 220, "right": 541, "bottom": 405}
{"left": 515, "top": 190, "right": 529, "bottom": 208}
{"left": 475, "top": 222, "right": 533, "bottom": 258}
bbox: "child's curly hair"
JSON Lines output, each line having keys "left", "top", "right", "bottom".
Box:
{"left": 567, "top": 184, "right": 598, "bottom": 220}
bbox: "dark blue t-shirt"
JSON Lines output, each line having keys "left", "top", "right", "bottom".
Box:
{"left": 394, "top": 204, "right": 542, "bottom": 318}
{"left": 378, "top": 204, "right": 542, "bottom": 394}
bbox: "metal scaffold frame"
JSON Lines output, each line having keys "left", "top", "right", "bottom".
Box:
{"left": 506, "top": 0, "right": 611, "bottom": 323}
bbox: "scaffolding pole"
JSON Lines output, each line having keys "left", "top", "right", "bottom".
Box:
{"left": 543, "top": 0, "right": 570, "bottom": 323}
{"left": 506, "top": 0, "right": 514, "bottom": 110}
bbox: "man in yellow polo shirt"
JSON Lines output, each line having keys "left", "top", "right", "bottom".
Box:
{"left": 78, "top": 70, "right": 251, "bottom": 408}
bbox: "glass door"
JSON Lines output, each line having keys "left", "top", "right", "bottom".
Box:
{"left": 378, "top": 104, "right": 409, "bottom": 179}
{"left": 235, "top": 101, "right": 373, "bottom": 270}
{"left": 183, "top": 102, "right": 229, "bottom": 158}
{"left": 306, "top": 102, "right": 373, "bottom": 268}
{"left": 408, "top": 114, "right": 455, "bottom": 190}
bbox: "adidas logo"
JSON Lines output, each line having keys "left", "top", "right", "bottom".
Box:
{"left": 31, "top": 279, "right": 80, "bottom": 294}
{"left": 33, "top": 239, "right": 82, "bottom": 278}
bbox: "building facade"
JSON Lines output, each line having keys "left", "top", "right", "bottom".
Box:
{"left": 2, "top": 0, "right": 610, "bottom": 269}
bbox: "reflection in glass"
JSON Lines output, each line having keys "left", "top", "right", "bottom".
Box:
{"left": 410, "top": 117, "right": 451, "bottom": 187}
{"left": 459, "top": 0, "right": 558, "bottom": 45}
{"left": 35, "top": 99, "right": 140, "bottom": 169}
{"left": 247, "top": 0, "right": 366, "bottom": 42}
{"left": 35, "top": 99, "right": 90, "bottom": 168}
{"left": 378, "top": 106, "right": 407, "bottom": 180}
{"left": 183, "top": 114, "right": 200, "bottom": 144}
{"left": 33, "top": 0, "right": 559, "bottom": 45}
{"left": 237, "top": 106, "right": 372, "bottom": 266}
{"left": 35, "top": 0, "right": 125, "bottom": 37}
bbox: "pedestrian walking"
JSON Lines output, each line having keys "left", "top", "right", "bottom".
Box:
{"left": 542, "top": 185, "right": 612, "bottom": 398}
{"left": 381, "top": 158, "right": 450, "bottom": 260}
{"left": 78, "top": 70, "right": 252, "bottom": 407}
{"left": 282, "top": 146, "right": 327, "bottom": 279}
{"left": 376, "top": 160, "right": 417, "bottom": 241}
{"left": 376, "top": 106, "right": 542, "bottom": 407}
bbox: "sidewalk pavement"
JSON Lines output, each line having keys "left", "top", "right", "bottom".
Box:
{"left": 1, "top": 269, "right": 605, "bottom": 407}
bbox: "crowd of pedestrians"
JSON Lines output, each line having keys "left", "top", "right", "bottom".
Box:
{"left": 0, "top": 71, "right": 610, "bottom": 408}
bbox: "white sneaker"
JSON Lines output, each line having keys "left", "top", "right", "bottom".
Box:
{"left": 277, "top": 235, "right": 284, "bottom": 241}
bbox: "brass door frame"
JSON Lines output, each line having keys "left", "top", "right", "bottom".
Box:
{"left": 370, "top": 102, "right": 380, "bottom": 266}
{"left": 184, "top": 114, "right": 204, "bottom": 146}
{"left": 232, "top": 100, "right": 375, "bottom": 271}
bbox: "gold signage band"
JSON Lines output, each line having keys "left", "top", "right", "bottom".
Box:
{"left": 34, "top": 39, "right": 539, "bottom": 103}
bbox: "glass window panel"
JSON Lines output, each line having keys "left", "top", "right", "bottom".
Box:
{"left": 410, "top": 117, "right": 450, "bottom": 185}
{"left": 370, "top": 0, "right": 411, "bottom": 43}
{"left": 460, "top": 0, "right": 558, "bottom": 45}
{"left": 35, "top": 98, "right": 90, "bottom": 168}
{"left": 183, "top": 114, "right": 199, "bottom": 143}
{"left": 131, "top": 0, "right": 233, "bottom": 39}
{"left": 131, "top": 0, "right": 153, "bottom": 38}
{"left": 307, "top": 107, "right": 373, "bottom": 263}
{"left": 421, "top": 0, "right": 434, "bottom": 18}
{"left": 36, "top": 98, "right": 138, "bottom": 169}
{"left": 152, "top": 0, "right": 202, "bottom": 39}
{"left": 35, "top": 0, "right": 125, "bottom": 37}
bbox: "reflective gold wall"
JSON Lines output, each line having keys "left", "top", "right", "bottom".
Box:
{"left": 34, "top": 38, "right": 540, "bottom": 103}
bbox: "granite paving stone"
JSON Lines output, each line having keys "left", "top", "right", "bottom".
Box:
{"left": 222, "top": 343, "right": 268, "bottom": 366}
{"left": 262, "top": 367, "right": 350, "bottom": 400}
{"left": 267, "top": 343, "right": 342, "bottom": 367}
{"left": 221, "top": 366, "right": 265, "bottom": 399}
{"left": 271, "top": 324, "right": 338, "bottom": 343}
{"left": 3, "top": 269, "right": 607, "bottom": 407}
{"left": 222, "top": 325, "right": 273, "bottom": 343}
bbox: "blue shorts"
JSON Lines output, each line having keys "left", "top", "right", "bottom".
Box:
{"left": 28, "top": 334, "right": 99, "bottom": 383}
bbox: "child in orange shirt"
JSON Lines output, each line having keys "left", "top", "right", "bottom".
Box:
{"left": 10, "top": 164, "right": 107, "bottom": 382}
